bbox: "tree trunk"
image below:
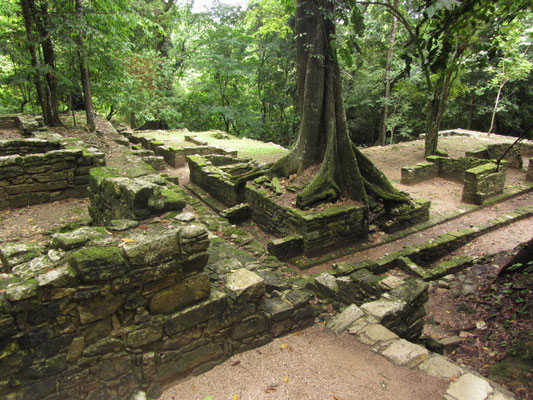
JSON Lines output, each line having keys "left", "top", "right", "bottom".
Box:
{"left": 75, "top": 0, "right": 96, "bottom": 132}
{"left": 30, "top": 0, "right": 61, "bottom": 125}
{"left": 271, "top": 0, "right": 407, "bottom": 209}
{"left": 378, "top": 0, "right": 399, "bottom": 147}
{"left": 489, "top": 80, "right": 506, "bottom": 134}
{"left": 467, "top": 92, "right": 475, "bottom": 130}
{"left": 20, "top": 0, "right": 51, "bottom": 124}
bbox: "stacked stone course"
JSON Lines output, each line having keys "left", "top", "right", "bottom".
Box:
{"left": 0, "top": 139, "right": 104, "bottom": 210}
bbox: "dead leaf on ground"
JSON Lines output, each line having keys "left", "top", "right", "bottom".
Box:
{"left": 231, "top": 360, "right": 241, "bottom": 366}
{"left": 232, "top": 395, "right": 238, "bottom": 400}
{"left": 121, "top": 238, "right": 135, "bottom": 243}
{"left": 283, "top": 375, "right": 289, "bottom": 383}
{"left": 264, "top": 386, "right": 277, "bottom": 393}
{"left": 280, "top": 343, "right": 289, "bottom": 349}
{"left": 333, "top": 396, "right": 346, "bottom": 400}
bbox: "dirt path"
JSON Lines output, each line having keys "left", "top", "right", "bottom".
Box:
{"left": 161, "top": 324, "right": 448, "bottom": 400}
{"left": 303, "top": 191, "right": 533, "bottom": 275}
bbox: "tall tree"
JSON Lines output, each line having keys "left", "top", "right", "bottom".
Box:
{"left": 270, "top": 0, "right": 407, "bottom": 209}
{"left": 377, "top": 0, "right": 398, "bottom": 146}
{"left": 75, "top": 0, "right": 96, "bottom": 131}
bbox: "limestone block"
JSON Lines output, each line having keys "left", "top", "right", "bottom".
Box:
{"left": 261, "top": 297, "right": 294, "bottom": 322}
{"left": 164, "top": 290, "right": 227, "bottom": 335}
{"left": 225, "top": 268, "right": 265, "bottom": 302}
{"left": 149, "top": 273, "right": 210, "bottom": 314}
{"left": 419, "top": 354, "right": 463, "bottom": 379}
{"left": 0, "top": 242, "right": 41, "bottom": 269}
{"left": 69, "top": 246, "right": 128, "bottom": 282}
{"left": 360, "top": 298, "right": 407, "bottom": 322}
{"left": 51, "top": 227, "right": 109, "bottom": 251}
{"left": 327, "top": 304, "right": 365, "bottom": 334}
{"left": 356, "top": 323, "right": 399, "bottom": 346}
{"left": 37, "top": 264, "right": 77, "bottom": 288}
{"left": 122, "top": 229, "right": 181, "bottom": 266}
{"left": 78, "top": 294, "right": 127, "bottom": 324}
{"left": 446, "top": 373, "right": 493, "bottom": 400}
{"left": 381, "top": 339, "right": 428, "bottom": 366}
{"left": 314, "top": 272, "right": 338, "bottom": 297}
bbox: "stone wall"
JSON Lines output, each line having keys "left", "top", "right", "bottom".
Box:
{"left": 466, "top": 143, "right": 522, "bottom": 169}
{"left": 246, "top": 183, "right": 368, "bottom": 254}
{"left": 0, "top": 223, "right": 313, "bottom": 399}
{"left": 120, "top": 131, "right": 237, "bottom": 167}
{"left": 401, "top": 162, "right": 438, "bottom": 184}
{"left": 426, "top": 155, "right": 487, "bottom": 182}
{"left": 462, "top": 162, "right": 507, "bottom": 205}
{"left": 527, "top": 158, "right": 533, "bottom": 181}
{"left": 0, "top": 142, "right": 105, "bottom": 210}
{"left": 88, "top": 167, "right": 187, "bottom": 225}
{"left": 188, "top": 154, "right": 260, "bottom": 207}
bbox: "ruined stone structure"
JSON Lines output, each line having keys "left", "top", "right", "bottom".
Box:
{"left": 401, "top": 155, "right": 508, "bottom": 205}
{"left": 0, "top": 222, "right": 313, "bottom": 399}
{"left": 0, "top": 139, "right": 104, "bottom": 210}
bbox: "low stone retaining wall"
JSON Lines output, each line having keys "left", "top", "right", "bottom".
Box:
{"left": 188, "top": 154, "right": 260, "bottom": 206}
{"left": 462, "top": 162, "right": 507, "bottom": 204}
{"left": 425, "top": 155, "right": 488, "bottom": 182}
{"left": 527, "top": 158, "right": 533, "bottom": 181}
{"left": 246, "top": 182, "right": 368, "bottom": 254}
{"left": 120, "top": 131, "right": 237, "bottom": 167}
{"left": 401, "top": 155, "right": 509, "bottom": 205}
{"left": 88, "top": 167, "right": 187, "bottom": 225}
{"left": 0, "top": 139, "right": 105, "bottom": 210}
{"left": 466, "top": 143, "right": 522, "bottom": 169}
{"left": 0, "top": 222, "right": 313, "bottom": 399}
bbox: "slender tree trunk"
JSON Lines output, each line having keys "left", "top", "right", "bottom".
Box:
{"left": 378, "top": 0, "right": 399, "bottom": 146}
{"left": 467, "top": 92, "right": 475, "bottom": 130}
{"left": 20, "top": 0, "right": 51, "bottom": 124}
{"left": 75, "top": 0, "right": 96, "bottom": 132}
{"left": 30, "top": 0, "right": 61, "bottom": 125}
{"left": 489, "top": 80, "right": 507, "bottom": 134}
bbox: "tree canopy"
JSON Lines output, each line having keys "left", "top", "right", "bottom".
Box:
{"left": 0, "top": 0, "right": 531, "bottom": 148}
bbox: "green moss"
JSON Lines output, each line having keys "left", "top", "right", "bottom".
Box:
{"left": 68, "top": 246, "right": 127, "bottom": 282}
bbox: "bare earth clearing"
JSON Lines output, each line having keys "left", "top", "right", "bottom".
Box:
{"left": 1, "top": 121, "right": 532, "bottom": 399}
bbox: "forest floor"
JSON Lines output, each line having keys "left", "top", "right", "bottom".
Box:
{"left": 1, "top": 119, "right": 532, "bottom": 399}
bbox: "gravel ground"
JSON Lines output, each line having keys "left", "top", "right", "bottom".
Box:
{"left": 161, "top": 324, "right": 449, "bottom": 400}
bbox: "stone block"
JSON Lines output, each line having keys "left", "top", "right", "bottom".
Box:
{"left": 78, "top": 294, "right": 127, "bottom": 324}
{"left": 327, "top": 304, "right": 365, "bottom": 334}
{"left": 381, "top": 339, "right": 428, "bottom": 366}
{"left": 419, "top": 355, "right": 463, "bottom": 379}
{"left": 356, "top": 323, "right": 399, "bottom": 346}
{"left": 360, "top": 298, "right": 407, "bottom": 322}
{"left": 446, "top": 373, "right": 493, "bottom": 400}
{"left": 314, "top": 272, "right": 338, "bottom": 297}
{"left": 261, "top": 297, "right": 294, "bottom": 322}
{"left": 164, "top": 290, "right": 227, "bottom": 335}
{"left": 267, "top": 235, "right": 304, "bottom": 259}
{"left": 69, "top": 246, "right": 128, "bottom": 282}
{"left": 225, "top": 268, "right": 265, "bottom": 303}
{"left": 51, "top": 227, "right": 109, "bottom": 251}
{"left": 122, "top": 230, "right": 181, "bottom": 266}
{"left": 220, "top": 203, "right": 252, "bottom": 224}
{"left": 149, "top": 272, "right": 211, "bottom": 314}
{"left": 401, "top": 162, "right": 438, "bottom": 184}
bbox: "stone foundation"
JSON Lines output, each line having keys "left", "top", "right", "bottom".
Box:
{"left": 0, "top": 222, "right": 313, "bottom": 399}
{"left": 188, "top": 154, "right": 261, "bottom": 206}
{"left": 88, "top": 167, "right": 187, "bottom": 225}
{"left": 0, "top": 139, "right": 105, "bottom": 210}
{"left": 120, "top": 131, "right": 238, "bottom": 167}
{"left": 466, "top": 143, "right": 522, "bottom": 169}
{"left": 462, "top": 162, "right": 507, "bottom": 205}
{"left": 401, "top": 162, "right": 438, "bottom": 184}
{"left": 246, "top": 182, "right": 368, "bottom": 255}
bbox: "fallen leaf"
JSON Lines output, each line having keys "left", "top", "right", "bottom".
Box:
{"left": 231, "top": 360, "right": 241, "bottom": 366}
{"left": 333, "top": 396, "right": 346, "bottom": 400}
{"left": 287, "top": 345, "right": 295, "bottom": 353}
{"left": 283, "top": 375, "right": 289, "bottom": 383}
{"left": 264, "top": 387, "right": 277, "bottom": 393}
{"left": 138, "top": 225, "right": 148, "bottom": 230}
{"left": 121, "top": 238, "right": 135, "bottom": 243}
{"left": 233, "top": 395, "right": 238, "bottom": 400}
{"left": 280, "top": 343, "right": 289, "bottom": 349}
{"left": 292, "top": 331, "right": 303, "bottom": 337}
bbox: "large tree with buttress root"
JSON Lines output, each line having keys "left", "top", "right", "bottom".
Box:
{"left": 270, "top": 0, "right": 409, "bottom": 209}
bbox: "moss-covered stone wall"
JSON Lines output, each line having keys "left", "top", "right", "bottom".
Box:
{"left": 88, "top": 167, "right": 187, "bottom": 225}
{"left": 462, "top": 162, "right": 507, "bottom": 205}
{"left": 188, "top": 154, "right": 259, "bottom": 207}
{"left": 426, "top": 156, "right": 488, "bottom": 182}
{"left": 0, "top": 223, "right": 314, "bottom": 399}
{"left": 0, "top": 141, "right": 105, "bottom": 210}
